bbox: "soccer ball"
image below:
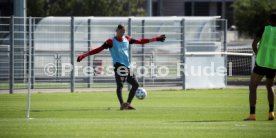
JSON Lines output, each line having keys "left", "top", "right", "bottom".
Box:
{"left": 135, "top": 88, "right": 147, "bottom": 100}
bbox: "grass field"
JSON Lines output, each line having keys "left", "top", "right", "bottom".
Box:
{"left": 0, "top": 89, "right": 275, "bottom": 138}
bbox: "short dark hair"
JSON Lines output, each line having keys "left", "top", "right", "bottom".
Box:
{"left": 269, "top": 12, "right": 276, "bottom": 24}
{"left": 116, "top": 24, "right": 125, "bottom": 30}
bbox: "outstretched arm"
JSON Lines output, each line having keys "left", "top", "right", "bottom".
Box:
{"left": 77, "top": 46, "right": 105, "bottom": 62}
{"left": 77, "top": 40, "right": 111, "bottom": 62}
{"left": 127, "top": 34, "right": 166, "bottom": 45}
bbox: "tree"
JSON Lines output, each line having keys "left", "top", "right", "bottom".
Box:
{"left": 233, "top": 0, "right": 276, "bottom": 37}
{"left": 27, "top": 0, "right": 145, "bottom": 17}
{"left": 27, "top": 0, "right": 45, "bottom": 17}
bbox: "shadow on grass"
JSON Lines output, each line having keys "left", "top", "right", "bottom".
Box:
{"left": 166, "top": 120, "right": 236, "bottom": 123}
{"left": 30, "top": 107, "right": 115, "bottom": 112}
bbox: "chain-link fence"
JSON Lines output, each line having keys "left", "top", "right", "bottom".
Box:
{"left": 0, "top": 16, "right": 235, "bottom": 93}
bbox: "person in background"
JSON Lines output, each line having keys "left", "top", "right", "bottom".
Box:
{"left": 244, "top": 12, "right": 276, "bottom": 121}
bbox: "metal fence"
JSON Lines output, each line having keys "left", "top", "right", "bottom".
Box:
{"left": 0, "top": 16, "right": 241, "bottom": 93}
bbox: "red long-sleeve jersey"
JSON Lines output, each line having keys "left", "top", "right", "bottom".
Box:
{"left": 78, "top": 36, "right": 155, "bottom": 61}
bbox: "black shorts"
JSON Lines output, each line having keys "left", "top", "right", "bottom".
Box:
{"left": 114, "top": 63, "right": 139, "bottom": 88}
{"left": 253, "top": 63, "right": 276, "bottom": 79}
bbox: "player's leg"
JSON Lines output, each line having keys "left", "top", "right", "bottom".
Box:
{"left": 114, "top": 63, "right": 127, "bottom": 110}
{"left": 123, "top": 73, "right": 139, "bottom": 110}
{"left": 126, "top": 74, "right": 139, "bottom": 104}
{"left": 115, "top": 74, "right": 125, "bottom": 110}
{"left": 266, "top": 72, "right": 275, "bottom": 120}
{"left": 249, "top": 73, "right": 263, "bottom": 109}
{"left": 244, "top": 72, "right": 264, "bottom": 121}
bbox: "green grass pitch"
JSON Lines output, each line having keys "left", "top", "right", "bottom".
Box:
{"left": 0, "top": 89, "right": 275, "bottom": 138}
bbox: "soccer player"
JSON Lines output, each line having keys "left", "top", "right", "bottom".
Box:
{"left": 77, "top": 24, "right": 166, "bottom": 110}
{"left": 244, "top": 12, "right": 276, "bottom": 121}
